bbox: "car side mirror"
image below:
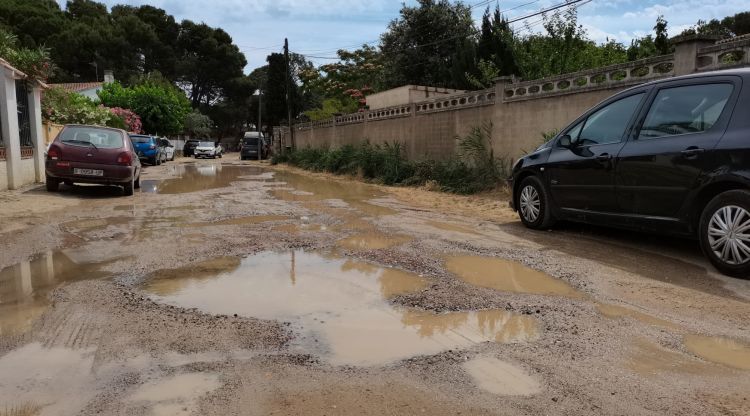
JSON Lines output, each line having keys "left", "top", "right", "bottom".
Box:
{"left": 559, "top": 134, "right": 572, "bottom": 148}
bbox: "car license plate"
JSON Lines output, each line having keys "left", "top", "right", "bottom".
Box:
{"left": 73, "top": 168, "right": 104, "bottom": 176}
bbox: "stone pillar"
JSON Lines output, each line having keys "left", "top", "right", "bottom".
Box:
{"left": 671, "top": 34, "right": 721, "bottom": 76}
{"left": 0, "top": 67, "right": 21, "bottom": 189}
{"left": 28, "top": 84, "right": 45, "bottom": 182}
{"left": 494, "top": 76, "right": 515, "bottom": 103}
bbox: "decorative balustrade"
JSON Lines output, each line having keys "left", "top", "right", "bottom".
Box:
{"left": 413, "top": 88, "right": 495, "bottom": 114}
{"left": 696, "top": 35, "right": 750, "bottom": 72}
{"left": 364, "top": 104, "right": 412, "bottom": 122}
{"left": 504, "top": 55, "right": 674, "bottom": 102}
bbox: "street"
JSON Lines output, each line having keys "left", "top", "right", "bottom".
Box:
{"left": 0, "top": 154, "right": 749, "bottom": 416}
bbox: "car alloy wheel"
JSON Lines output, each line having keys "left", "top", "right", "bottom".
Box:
{"left": 519, "top": 185, "right": 541, "bottom": 223}
{"left": 707, "top": 205, "right": 750, "bottom": 266}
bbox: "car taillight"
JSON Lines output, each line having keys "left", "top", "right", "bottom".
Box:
{"left": 149, "top": 145, "right": 156, "bottom": 150}
{"left": 47, "top": 145, "right": 61, "bottom": 160}
{"left": 116, "top": 152, "right": 133, "bottom": 165}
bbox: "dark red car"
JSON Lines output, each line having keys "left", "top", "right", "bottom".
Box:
{"left": 45, "top": 125, "right": 141, "bottom": 196}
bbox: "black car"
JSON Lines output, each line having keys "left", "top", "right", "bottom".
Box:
{"left": 508, "top": 68, "right": 750, "bottom": 277}
{"left": 183, "top": 139, "right": 200, "bottom": 157}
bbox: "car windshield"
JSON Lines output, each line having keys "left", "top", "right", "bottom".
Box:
{"left": 61, "top": 126, "right": 124, "bottom": 149}
{"left": 130, "top": 135, "right": 152, "bottom": 144}
{"left": 243, "top": 137, "right": 259, "bottom": 145}
{"left": 199, "top": 141, "right": 214, "bottom": 147}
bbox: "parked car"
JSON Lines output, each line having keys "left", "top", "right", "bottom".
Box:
{"left": 160, "top": 138, "right": 175, "bottom": 161}
{"left": 130, "top": 134, "right": 163, "bottom": 165}
{"left": 183, "top": 139, "right": 200, "bottom": 157}
{"left": 45, "top": 125, "right": 141, "bottom": 196}
{"left": 508, "top": 68, "right": 750, "bottom": 277}
{"left": 194, "top": 141, "right": 223, "bottom": 159}
{"left": 240, "top": 132, "right": 268, "bottom": 160}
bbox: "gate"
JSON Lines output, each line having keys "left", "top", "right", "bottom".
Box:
{"left": 15, "top": 80, "right": 32, "bottom": 148}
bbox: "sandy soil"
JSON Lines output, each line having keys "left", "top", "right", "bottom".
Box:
{"left": 0, "top": 155, "right": 749, "bottom": 416}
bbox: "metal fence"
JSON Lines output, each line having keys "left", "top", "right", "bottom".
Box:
{"left": 15, "top": 80, "right": 32, "bottom": 147}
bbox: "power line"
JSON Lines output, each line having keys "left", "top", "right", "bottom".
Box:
{"left": 291, "top": 0, "right": 545, "bottom": 56}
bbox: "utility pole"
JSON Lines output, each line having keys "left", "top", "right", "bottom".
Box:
{"left": 257, "top": 88, "right": 262, "bottom": 161}
{"left": 284, "top": 38, "right": 296, "bottom": 151}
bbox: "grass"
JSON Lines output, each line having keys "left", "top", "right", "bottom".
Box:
{"left": 272, "top": 123, "right": 509, "bottom": 194}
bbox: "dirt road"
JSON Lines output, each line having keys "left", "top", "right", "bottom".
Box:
{"left": 1, "top": 155, "right": 749, "bottom": 416}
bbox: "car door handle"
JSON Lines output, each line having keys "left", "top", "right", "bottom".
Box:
{"left": 681, "top": 147, "right": 705, "bottom": 157}
{"left": 596, "top": 153, "right": 612, "bottom": 162}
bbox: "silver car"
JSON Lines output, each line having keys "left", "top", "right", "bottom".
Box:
{"left": 193, "top": 141, "right": 223, "bottom": 159}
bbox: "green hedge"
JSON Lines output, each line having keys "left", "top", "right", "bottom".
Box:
{"left": 272, "top": 125, "right": 508, "bottom": 194}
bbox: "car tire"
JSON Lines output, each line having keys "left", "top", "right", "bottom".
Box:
{"left": 46, "top": 177, "right": 60, "bottom": 192}
{"left": 699, "top": 190, "right": 750, "bottom": 278}
{"left": 123, "top": 178, "right": 134, "bottom": 196}
{"left": 516, "top": 176, "right": 555, "bottom": 230}
{"left": 134, "top": 174, "right": 141, "bottom": 189}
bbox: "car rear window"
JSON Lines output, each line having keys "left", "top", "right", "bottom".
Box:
{"left": 60, "top": 126, "right": 124, "bottom": 149}
{"left": 130, "top": 135, "right": 152, "bottom": 144}
{"left": 243, "top": 137, "right": 259, "bottom": 145}
{"left": 639, "top": 83, "right": 734, "bottom": 139}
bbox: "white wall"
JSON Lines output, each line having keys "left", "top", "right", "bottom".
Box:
{"left": 0, "top": 161, "right": 7, "bottom": 191}
{"left": 18, "top": 158, "right": 36, "bottom": 185}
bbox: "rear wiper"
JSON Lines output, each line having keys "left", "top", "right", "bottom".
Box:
{"left": 62, "top": 139, "right": 97, "bottom": 149}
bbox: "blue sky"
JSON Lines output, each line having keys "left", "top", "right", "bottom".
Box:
{"left": 57, "top": 0, "right": 749, "bottom": 72}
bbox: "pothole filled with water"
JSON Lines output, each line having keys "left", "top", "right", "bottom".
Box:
{"left": 141, "top": 164, "right": 265, "bottom": 194}
{"left": 142, "top": 250, "right": 539, "bottom": 366}
{"left": 445, "top": 255, "right": 583, "bottom": 298}
{"left": 0, "top": 250, "right": 117, "bottom": 335}
{"left": 463, "top": 356, "right": 541, "bottom": 396}
{"left": 684, "top": 335, "right": 750, "bottom": 371}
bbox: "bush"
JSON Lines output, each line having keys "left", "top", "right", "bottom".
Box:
{"left": 277, "top": 124, "right": 508, "bottom": 194}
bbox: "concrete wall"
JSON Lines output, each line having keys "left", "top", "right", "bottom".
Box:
{"left": 291, "top": 35, "right": 750, "bottom": 161}
{"left": 18, "top": 158, "right": 36, "bottom": 185}
{"left": 0, "top": 161, "right": 6, "bottom": 190}
{"left": 367, "top": 85, "right": 467, "bottom": 110}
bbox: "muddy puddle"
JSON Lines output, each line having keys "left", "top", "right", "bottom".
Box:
{"left": 684, "top": 335, "right": 750, "bottom": 370}
{"left": 628, "top": 338, "right": 723, "bottom": 377}
{"left": 141, "top": 164, "right": 265, "bottom": 194}
{"left": 270, "top": 171, "right": 396, "bottom": 217}
{"left": 0, "top": 250, "right": 115, "bottom": 335}
{"left": 143, "top": 250, "right": 539, "bottom": 366}
{"left": 129, "top": 372, "right": 221, "bottom": 416}
{"left": 182, "top": 215, "right": 292, "bottom": 228}
{"left": 425, "top": 220, "right": 480, "bottom": 235}
{"left": 336, "top": 232, "right": 413, "bottom": 251}
{"left": 445, "top": 255, "right": 582, "bottom": 298}
{"left": 0, "top": 342, "right": 97, "bottom": 415}
{"left": 463, "top": 356, "right": 541, "bottom": 396}
{"left": 596, "top": 303, "right": 680, "bottom": 330}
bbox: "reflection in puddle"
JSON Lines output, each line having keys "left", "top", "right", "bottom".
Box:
{"left": 143, "top": 250, "right": 538, "bottom": 366}
{"left": 684, "top": 335, "right": 750, "bottom": 370}
{"left": 0, "top": 251, "right": 113, "bottom": 335}
{"left": 142, "top": 164, "right": 264, "bottom": 194}
{"left": 337, "top": 232, "right": 412, "bottom": 251}
{"left": 463, "top": 357, "right": 541, "bottom": 396}
{"left": 596, "top": 303, "right": 680, "bottom": 330}
{"left": 0, "top": 343, "right": 96, "bottom": 415}
{"left": 628, "top": 338, "right": 721, "bottom": 376}
{"left": 425, "top": 221, "right": 480, "bottom": 235}
{"left": 445, "top": 255, "right": 582, "bottom": 298}
{"left": 129, "top": 373, "right": 221, "bottom": 416}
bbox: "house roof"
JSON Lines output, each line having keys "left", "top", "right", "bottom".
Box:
{"left": 50, "top": 82, "right": 103, "bottom": 93}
